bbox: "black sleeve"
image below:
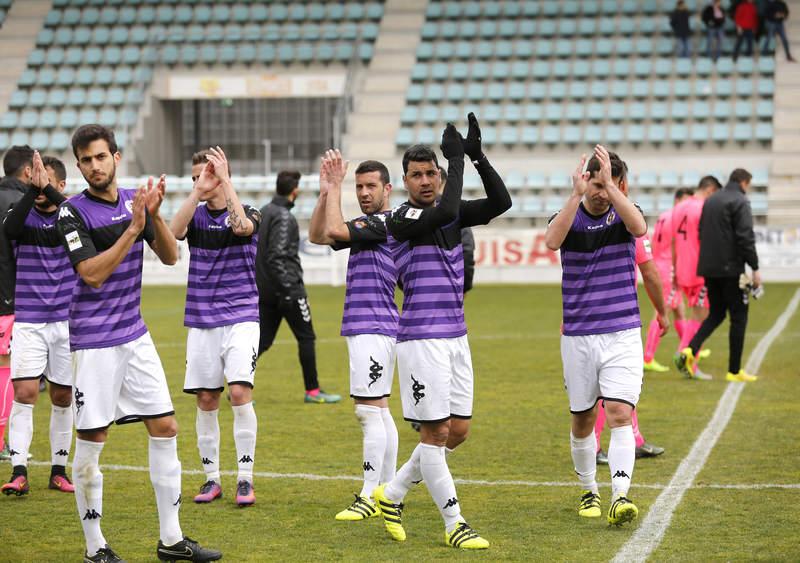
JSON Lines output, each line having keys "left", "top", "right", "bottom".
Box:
{"left": 43, "top": 184, "right": 67, "bottom": 206}
{"left": 331, "top": 214, "right": 388, "bottom": 251}
{"left": 461, "top": 227, "right": 475, "bottom": 292}
{"left": 244, "top": 205, "right": 262, "bottom": 232}
{"left": 388, "top": 157, "right": 463, "bottom": 242}
{"left": 56, "top": 202, "right": 97, "bottom": 267}
{"left": 263, "top": 209, "right": 295, "bottom": 294}
{"left": 143, "top": 209, "right": 155, "bottom": 244}
{"left": 458, "top": 156, "right": 513, "bottom": 228}
{"left": 733, "top": 197, "right": 759, "bottom": 271}
{"left": 3, "top": 187, "right": 38, "bottom": 240}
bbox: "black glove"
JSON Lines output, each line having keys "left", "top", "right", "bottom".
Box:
{"left": 461, "top": 112, "right": 483, "bottom": 161}
{"left": 440, "top": 122, "right": 465, "bottom": 160}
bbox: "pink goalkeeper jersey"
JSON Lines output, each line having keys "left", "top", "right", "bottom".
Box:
{"left": 671, "top": 196, "right": 704, "bottom": 287}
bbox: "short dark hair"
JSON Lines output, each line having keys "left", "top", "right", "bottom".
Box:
{"left": 586, "top": 150, "right": 628, "bottom": 181}
{"left": 276, "top": 170, "right": 301, "bottom": 196}
{"left": 729, "top": 168, "right": 752, "bottom": 185}
{"left": 438, "top": 165, "right": 448, "bottom": 184}
{"left": 3, "top": 145, "right": 34, "bottom": 177}
{"left": 42, "top": 155, "right": 66, "bottom": 183}
{"left": 355, "top": 160, "right": 390, "bottom": 186}
{"left": 675, "top": 187, "right": 694, "bottom": 200}
{"left": 402, "top": 144, "right": 438, "bottom": 174}
{"left": 71, "top": 124, "right": 118, "bottom": 158}
{"left": 191, "top": 149, "right": 231, "bottom": 176}
{"left": 698, "top": 175, "right": 722, "bottom": 191}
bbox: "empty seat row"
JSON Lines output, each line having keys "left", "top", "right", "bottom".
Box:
{"left": 426, "top": 0, "right": 666, "bottom": 19}
{"left": 396, "top": 122, "right": 773, "bottom": 147}
{"left": 401, "top": 100, "right": 774, "bottom": 125}
{"left": 410, "top": 58, "right": 774, "bottom": 84}
{"left": 6, "top": 86, "right": 144, "bottom": 110}
{"left": 45, "top": 3, "right": 383, "bottom": 27}
{"left": 0, "top": 108, "right": 137, "bottom": 130}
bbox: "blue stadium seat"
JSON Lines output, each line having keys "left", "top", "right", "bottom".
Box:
{"left": 736, "top": 80, "right": 754, "bottom": 97}
{"left": 542, "top": 126, "right": 561, "bottom": 146}
{"left": 712, "top": 123, "right": 730, "bottom": 142}
{"left": 751, "top": 168, "right": 769, "bottom": 185}
{"left": 608, "top": 103, "right": 626, "bottom": 122}
{"left": 58, "top": 108, "right": 78, "bottom": 129}
{"left": 758, "top": 58, "right": 775, "bottom": 75}
{"left": 563, "top": 125, "right": 581, "bottom": 145}
{"left": 734, "top": 100, "right": 752, "bottom": 119}
{"left": 692, "top": 101, "right": 711, "bottom": 120}
{"left": 544, "top": 104, "right": 562, "bottom": 123}
{"left": 19, "top": 110, "right": 38, "bottom": 129}
{"left": 416, "top": 127, "right": 435, "bottom": 145}
{"left": 750, "top": 192, "right": 767, "bottom": 215}
{"left": 695, "top": 58, "right": 714, "bottom": 76}
{"left": 670, "top": 123, "right": 688, "bottom": 144}
{"left": 610, "top": 82, "right": 629, "bottom": 100}
{"left": 654, "top": 58, "right": 672, "bottom": 76}
{"left": 629, "top": 102, "right": 648, "bottom": 121}
{"left": 481, "top": 126, "right": 497, "bottom": 146}
{"left": 736, "top": 57, "right": 755, "bottom": 74}
{"left": 715, "top": 79, "right": 733, "bottom": 98}
{"left": 568, "top": 82, "right": 588, "bottom": 99}
{"left": 529, "top": 83, "right": 547, "bottom": 101}
{"left": 524, "top": 104, "right": 542, "bottom": 122}
{"left": 500, "top": 127, "right": 519, "bottom": 145}
{"left": 758, "top": 79, "right": 774, "bottom": 97}
{"left": 0, "top": 111, "right": 18, "bottom": 130}
{"left": 548, "top": 82, "right": 567, "bottom": 100}
{"left": 733, "top": 123, "right": 753, "bottom": 142}
{"left": 756, "top": 100, "right": 773, "bottom": 119}
{"left": 565, "top": 103, "right": 584, "bottom": 122}
{"left": 605, "top": 125, "right": 624, "bottom": 144}
{"left": 626, "top": 124, "right": 646, "bottom": 144}
{"left": 648, "top": 124, "right": 667, "bottom": 143}
{"left": 441, "top": 105, "right": 459, "bottom": 122}
{"left": 532, "top": 61, "right": 550, "bottom": 80}
{"left": 503, "top": 104, "right": 523, "bottom": 123}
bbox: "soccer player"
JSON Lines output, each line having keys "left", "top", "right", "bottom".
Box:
{"left": 0, "top": 145, "right": 30, "bottom": 460}
{"left": 671, "top": 176, "right": 721, "bottom": 380}
{"left": 678, "top": 169, "right": 761, "bottom": 382}
{"left": 1, "top": 152, "right": 75, "bottom": 496}
{"left": 308, "top": 150, "right": 400, "bottom": 520}
{"left": 644, "top": 188, "right": 694, "bottom": 372}
{"left": 170, "top": 147, "right": 261, "bottom": 507}
{"left": 56, "top": 124, "right": 220, "bottom": 562}
{"left": 545, "top": 146, "right": 647, "bottom": 526}
{"left": 373, "top": 115, "right": 511, "bottom": 550}
{"left": 256, "top": 170, "right": 340, "bottom": 403}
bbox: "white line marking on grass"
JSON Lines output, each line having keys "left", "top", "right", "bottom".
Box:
{"left": 18, "top": 460, "right": 800, "bottom": 491}
{"left": 612, "top": 288, "right": 800, "bottom": 563}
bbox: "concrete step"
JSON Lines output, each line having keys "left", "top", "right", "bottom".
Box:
{"left": 361, "top": 74, "right": 412, "bottom": 94}
{"left": 343, "top": 139, "right": 397, "bottom": 158}
{"left": 348, "top": 116, "right": 403, "bottom": 137}
{"left": 377, "top": 14, "right": 426, "bottom": 32}
{"left": 355, "top": 93, "right": 407, "bottom": 113}
{"left": 368, "top": 53, "right": 417, "bottom": 72}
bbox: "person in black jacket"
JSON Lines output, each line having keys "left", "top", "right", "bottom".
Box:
{"left": 676, "top": 169, "right": 761, "bottom": 383}
{"left": 256, "top": 171, "right": 340, "bottom": 403}
{"left": 671, "top": 1, "right": 693, "bottom": 57}
{"left": 762, "top": 0, "right": 795, "bottom": 61}
{"left": 0, "top": 145, "right": 32, "bottom": 460}
{"left": 702, "top": 0, "right": 726, "bottom": 60}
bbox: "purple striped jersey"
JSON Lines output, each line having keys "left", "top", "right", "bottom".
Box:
{"left": 13, "top": 207, "right": 77, "bottom": 323}
{"left": 183, "top": 203, "right": 261, "bottom": 328}
{"left": 390, "top": 204, "right": 466, "bottom": 342}
{"left": 558, "top": 203, "right": 641, "bottom": 336}
{"left": 56, "top": 188, "right": 155, "bottom": 351}
{"left": 331, "top": 211, "right": 398, "bottom": 338}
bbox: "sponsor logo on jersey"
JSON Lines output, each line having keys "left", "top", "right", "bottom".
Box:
{"left": 405, "top": 207, "right": 423, "bottom": 220}
{"left": 124, "top": 200, "right": 134, "bottom": 213}
{"left": 66, "top": 230, "right": 82, "bottom": 252}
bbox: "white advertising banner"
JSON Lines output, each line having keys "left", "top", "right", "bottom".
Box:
{"left": 167, "top": 73, "right": 346, "bottom": 99}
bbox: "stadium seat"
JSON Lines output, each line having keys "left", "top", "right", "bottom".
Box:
{"left": 626, "top": 124, "right": 646, "bottom": 144}
{"left": 394, "top": 128, "right": 412, "bottom": 147}
{"left": 542, "top": 126, "right": 561, "bottom": 146}
{"left": 712, "top": 123, "right": 730, "bottom": 142}
{"left": 756, "top": 100, "right": 773, "bottom": 119}
{"left": 734, "top": 100, "right": 752, "bottom": 119}
{"left": 733, "top": 123, "right": 753, "bottom": 142}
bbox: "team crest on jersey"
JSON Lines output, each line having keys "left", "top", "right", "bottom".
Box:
{"left": 225, "top": 215, "right": 231, "bottom": 227}
{"left": 606, "top": 210, "right": 616, "bottom": 225}
{"left": 353, "top": 220, "right": 367, "bottom": 229}
{"left": 125, "top": 200, "right": 134, "bottom": 213}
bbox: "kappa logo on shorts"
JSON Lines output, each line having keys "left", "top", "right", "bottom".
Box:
{"left": 363, "top": 461, "right": 375, "bottom": 472}
{"left": 201, "top": 457, "right": 213, "bottom": 465}
{"left": 74, "top": 388, "right": 84, "bottom": 413}
{"left": 250, "top": 347, "right": 257, "bottom": 375}
{"left": 367, "top": 356, "right": 383, "bottom": 388}
{"left": 410, "top": 373, "right": 425, "bottom": 405}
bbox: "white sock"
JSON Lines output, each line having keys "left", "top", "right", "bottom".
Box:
{"left": 384, "top": 443, "right": 422, "bottom": 502}
{"left": 570, "top": 432, "right": 598, "bottom": 494}
{"left": 232, "top": 402, "right": 257, "bottom": 483}
{"left": 355, "top": 404, "right": 385, "bottom": 498}
{"left": 196, "top": 408, "right": 220, "bottom": 482}
{"left": 73, "top": 438, "right": 106, "bottom": 556}
{"left": 380, "top": 408, "right": 398, "bottom": 484}
{"left": 149, "top": 436, "right": 183, "bottom": 546}
{"left": 609, "top": 425, "right": 635, "bottom": 499}
{"left": 50, "top": 404, "right": 73, "bottom": 467}
{"left": 9, "top": 401, "right": 33, "bottom": 468}
{"left": 419, "top": 444, "right": 464, "bottom": 533}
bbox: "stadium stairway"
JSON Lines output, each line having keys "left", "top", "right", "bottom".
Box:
{"left": 768, "top": 0, "right": 800, "bottom": 226}
{"left": 343, "top": 0, "right": 426, "bottom": 206}
{"left": 0, "top": 1, "right": 50, "bottom": 117}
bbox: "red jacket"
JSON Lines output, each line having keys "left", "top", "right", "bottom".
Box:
{"left": 735, "top": 2, "right": 758, "bottom": 30}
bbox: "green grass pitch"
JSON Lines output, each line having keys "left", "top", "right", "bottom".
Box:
{"left": 2, "top": 284, "right": 799, "bottom": 561}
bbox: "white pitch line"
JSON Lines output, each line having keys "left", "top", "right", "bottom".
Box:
{"left": 18, "top": 460, "right": 800, "bottom": 491}
{"left": 612, "top": 288, "right": 800, "bottom": 563}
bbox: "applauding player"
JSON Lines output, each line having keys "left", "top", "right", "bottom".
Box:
{"left": 309, "top": 151, "right": 400, "bottom": 521}
{"left": 56, "top": 125, "right": 220, "bottom": 562}
{"left": 170, "top": 148, "right": 261, "bottom": 508}
{"left": 373, "top": 115, "right": 511, "bottom": 549}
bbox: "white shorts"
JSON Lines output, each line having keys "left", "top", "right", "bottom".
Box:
{"left": 396, "top": 335, "right": 473, "bottom": 423}
{"left": 561, "top": 328, "right": 644, "bottom": 413}
{"left": 72, "top": 332, "right": 174, "bottom": 432}
{"left": 184, "top": 322, "right": 260, "bottom": 393}
{"left": 11, "top": 321, "right": 72, "bottom": 387}
{"left": 346, "top": 334, "right": 396, "bottom": 400}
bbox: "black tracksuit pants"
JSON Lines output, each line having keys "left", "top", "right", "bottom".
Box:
{"left": 689, "top": 276, "right": 749, "bottom": 374}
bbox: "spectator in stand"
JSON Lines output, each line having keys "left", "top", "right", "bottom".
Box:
{"left": 702, "top": 0, "right": 727, "bottom": 61}
{"left": 733, "top": 0, "right": 759, "bottom": 61}
{"left": 762, "top": 0, "right": 795, "bottom": 61}
{"left": 671, "top": 1, "right": 693, "bottom": 58}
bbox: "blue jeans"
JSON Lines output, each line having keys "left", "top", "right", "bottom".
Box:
{"left": 733, "top": 29, "right": 754, "bottom": 60}
{"left": 675, "top": 36, "right": 691, "bottom": 58}
{"left": 762, "top": 20, "right": 792, "bottom": 59}
{"left": 706, "top": 27, "right": 724, "bottom": 60}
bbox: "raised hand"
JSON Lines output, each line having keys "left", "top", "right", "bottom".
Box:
{"left": 128, "top": 186, "right": 147, "bottom": 234}
{"left": 318, "top": 156, "right": 331, "bottom": 196}
{"left": 440, "top": 122, "right": 465, "bottom": 160}
{"left": 31, "top": 150, "right": 49, "bottom": 189}
{"left": 145, "top": 174, "right": 166, "bottom": 217}
{"left": 325, "top": 149, "right": 348, "bottom": 187}
{"left": 206, "top": 146, "right": 229, "bottom": 182}
{"left": 461, "top": 112, "right": 483, "bottom": 160}
{"left": 593, "top": 145, "right": 613, "bottom": 187}
{"left": 571, "top": 154, "right": 590, "bottom": 196}
{"left": 194, "top": 161, "right": 219, "bottom": 194}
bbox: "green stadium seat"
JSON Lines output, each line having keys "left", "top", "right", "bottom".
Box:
{"left": 712, "top": 123, "right": 730, "bottom": 142}
{"left": 690, "top": 123, "right": 709, "bottom": 143}
{"left": 733, "top": 123, "right": 753, "bottom": 142}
